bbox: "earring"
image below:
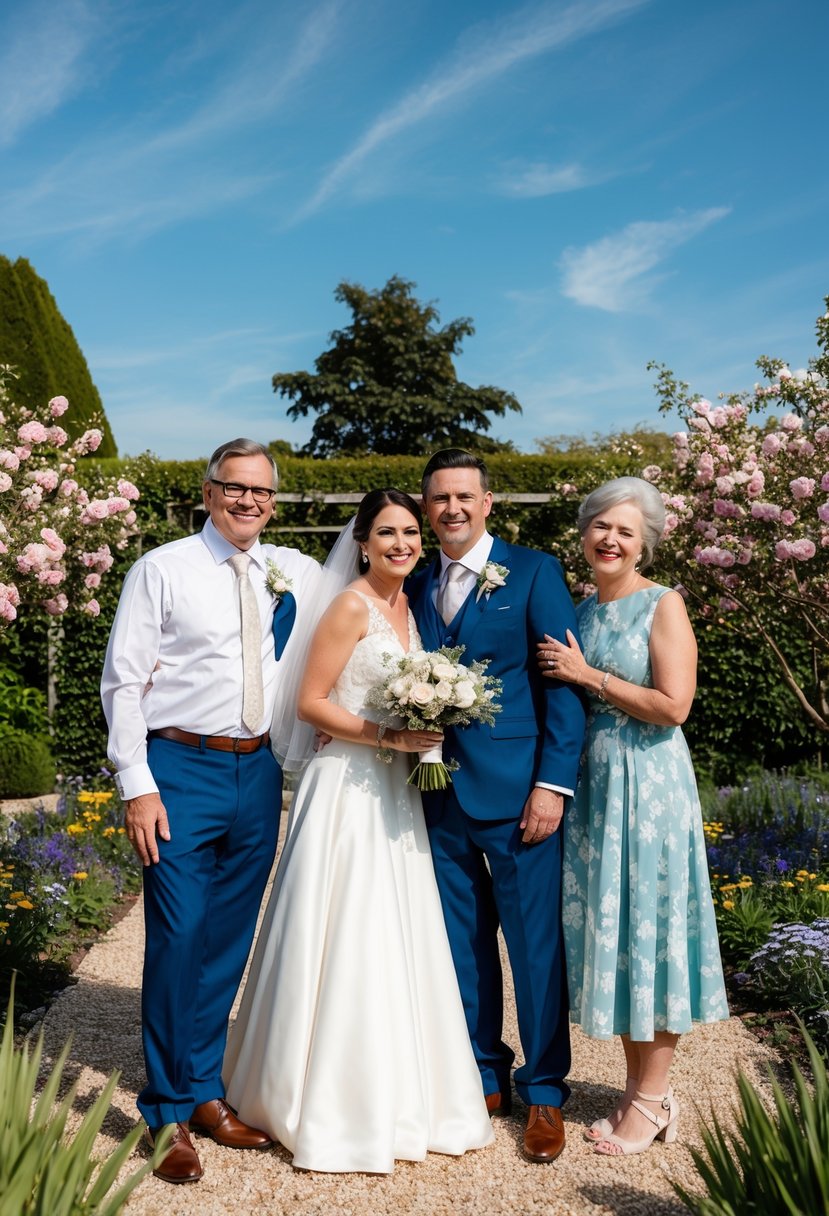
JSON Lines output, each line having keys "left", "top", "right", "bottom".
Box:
{"left": 635, "top": 554, "right": 643, "bottom": 570}
{"left": 360, "top": 550, "right": 369, "bottom": 568}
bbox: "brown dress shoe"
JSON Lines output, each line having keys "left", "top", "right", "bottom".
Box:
{"left": 485, "top": 1091, "right": 512, "bottom": 1116}
{"left": 146, "top": 1122, "right": 203, "bottom": 1184}
{"left": 190, "top": 1098, "right": 272, "bottom": 1148}
{"left": 523, "top": 1104, "right": 566, "bottom": 1163}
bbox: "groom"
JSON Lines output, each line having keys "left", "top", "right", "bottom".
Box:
{"left": 407, "top": 448, "right": 585, "bottom": 1163}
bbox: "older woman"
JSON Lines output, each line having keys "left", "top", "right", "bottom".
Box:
{"left": 538, "top": 477, "right": 728, "bottom": 1157}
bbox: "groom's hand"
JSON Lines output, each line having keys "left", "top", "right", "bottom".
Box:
{"left": 124, "top": 792, "right": 171, "bottom": 866}
{"left": 520, "top": 788, "right": 564, "bottom": 844}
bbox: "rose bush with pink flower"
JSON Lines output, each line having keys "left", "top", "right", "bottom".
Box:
{"left": 0, "top": 367, "right": 139, "bottom": 626}
{"left": 648, "top": 298, "right": 829, "bottom": 734}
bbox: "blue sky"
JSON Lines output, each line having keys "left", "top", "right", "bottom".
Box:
{"left": 1, "top": 0, "right": 827, "bottom": 460}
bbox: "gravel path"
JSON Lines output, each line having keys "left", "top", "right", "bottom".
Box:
{"left": 36, "top": 835, "right": 777, "bottom": 1216}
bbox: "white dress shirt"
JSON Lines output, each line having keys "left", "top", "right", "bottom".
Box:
{"left": 101, "top": 517, "right": 319, "bottom": 801}
{"left": 434, "top": 530, "right": 572, "bottom": 799}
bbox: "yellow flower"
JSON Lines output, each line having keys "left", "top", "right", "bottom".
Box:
{"left": 67, "top": 823, "right": 86, "bottom": 835}
{"left": 103, "top": 826, "right": 115, "bottom": 837}
{"left": 737, "top": 880, "right": 753, "bottom": 888}
{"left": 94, "top": 792, "right": 113, "bottom": 804}
{"left": 77, "top": 791, "right": 95, "bottom": 803}
{"left": 0, "top": 922, "right": 8, "bottom": 932}
{"left": 781, "top": 881, "right": 795, "bottom": 888}
{"left": 722, "top": 899, "right": 735, "bottom": 910}
{"left": 719, "top": 883, "right": 737, "bottom": 892}
{"left": 796, "top": 869, "right": 810, "bottom": 877}
{"left": 72, "top": 871, "right": 88, "bottom": 881}
{"left": 117, "top": 828, "right": 126, "bottom": 835}
{"left": 0, "top": 881, "right": 10, "bottom": 889}
{"left": 817, "top": 883, "right": 829, "bottom": 893}
{"left": 15, "top": 899, "right": 34, "bottom": 910}
{"left": 9, "top": 891, "right": 24, "bottom": 900}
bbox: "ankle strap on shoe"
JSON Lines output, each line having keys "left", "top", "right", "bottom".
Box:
{"left": 635, "top": 1089, "right": 672, "bottom": 1107}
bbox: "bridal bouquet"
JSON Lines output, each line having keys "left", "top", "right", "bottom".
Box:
{"left": 367, "top": 646, "right": 502, "bottom": 790}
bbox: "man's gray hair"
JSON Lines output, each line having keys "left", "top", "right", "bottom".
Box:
{"left": 576, "top": 476, "right": 666, "bottom": 570}
{"left": 205, "top": 438, "right": 278, "bottom": 490}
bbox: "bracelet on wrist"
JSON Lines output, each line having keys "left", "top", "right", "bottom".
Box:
{"left": 597, "top": 671, "right": 611, "bottom": 702}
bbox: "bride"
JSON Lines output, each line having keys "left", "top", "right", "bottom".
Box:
{"left": 222, "top": 489, "right": 494, "bottom": 1173}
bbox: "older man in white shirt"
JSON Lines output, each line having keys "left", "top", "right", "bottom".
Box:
{"left": 102, "top": 438, "right": 318, "bottom": 1185}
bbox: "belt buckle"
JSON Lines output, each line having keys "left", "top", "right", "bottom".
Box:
{"left": 232, "top": 737, "right": 242, "bottom": 754}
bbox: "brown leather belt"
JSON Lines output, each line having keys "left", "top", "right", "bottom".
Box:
{"left": 148, "top": 727, "right": 270, "bottom": 753}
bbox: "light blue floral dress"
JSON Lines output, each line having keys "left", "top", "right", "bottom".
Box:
{"left": 563, "top": 586, "right": 729, "bottom": 1040}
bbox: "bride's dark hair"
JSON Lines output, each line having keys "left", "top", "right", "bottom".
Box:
{"left": 350, "top": 488, "right": 422, "bottom": 573}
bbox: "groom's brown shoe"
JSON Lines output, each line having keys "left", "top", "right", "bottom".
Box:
{"left": 190, "top": 1099, "right": 272, "bottom": 1148}
{"left": 523, "top": 1104, "right": 566, "bottom": 1162}
{"left": 485, "top": 1091, "right": 512, "bottom": 1116}
{"left": 146, "top": 1122, "right": 203, "bottom": 1184}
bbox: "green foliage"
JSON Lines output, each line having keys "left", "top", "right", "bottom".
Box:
{"left": 0, "top": 255, "right": 116, "bottom": 456}
{"left": 0, "top": 665, "right": 49, "bottom": 735}
{"left": 0, "top": 978, "right": 169, "bottom": 1216}
{"left": 712, "top": 888, "right": 775, "bottom": 969}
{"left": 0, "top": 729, "right": 55, "bottom": 799}
{"left": 673, "top": 1022, "right": 829, "bottom": 1216}
{"left": 274, "top": 275, "right": 522, "bottom": 456}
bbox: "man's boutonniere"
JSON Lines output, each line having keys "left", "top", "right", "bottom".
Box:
{"left": 265, "top": 558, "right": 293, "bottom": 602}
{"left": 476, "top": 561, "right": 509, "bottom": 602}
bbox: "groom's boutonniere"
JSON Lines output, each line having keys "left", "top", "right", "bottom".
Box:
{"left": 476, "top": 561, "right": 509, "bottom": 603}
{"left": 265, "top": 558, "right": 293, "bottom": 602}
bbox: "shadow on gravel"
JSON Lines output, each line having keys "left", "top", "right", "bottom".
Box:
{"left": 579, "top": 1182, "right": 687, "bottom": 1216}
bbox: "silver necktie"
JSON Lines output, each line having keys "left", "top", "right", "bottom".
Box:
{"left": 439, "top": 562, "right": 468, "bottom": 625}
{"left": 229, "top": 552, "right": 265, "bottom": 732}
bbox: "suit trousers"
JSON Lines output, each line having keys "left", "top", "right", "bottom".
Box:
{"left": 425, "top": 788, "right": 571, "bottom": 1108}
{"left": 138, "top": 736, "right": 282, "bottom": 1126}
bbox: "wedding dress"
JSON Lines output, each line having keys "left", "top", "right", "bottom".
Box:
{"left": 223, "top": 592, "right": 494, "bottom": 1173}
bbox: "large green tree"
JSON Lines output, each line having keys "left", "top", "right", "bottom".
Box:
{"left": 0, "top": 255, "right": 116, "bottom": 457}
{"left": 273, "top": 275, "right": 521, "bottom": 457}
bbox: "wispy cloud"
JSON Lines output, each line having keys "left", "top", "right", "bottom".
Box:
{"left": 295, "top": 0, "right": 650, "bottom": 220}
{"left": 0, "top": 0, "right": 342, "bottom": 247}
{"left": 560, "top": 207, "right": 731, "bottom": 311}
{"left": 495, "top": 161, "right": 615, "bottom": 198}
{"left": 0, "top": 0, "right": 100, "bottom": 148}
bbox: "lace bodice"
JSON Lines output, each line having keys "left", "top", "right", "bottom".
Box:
{"left": 331, "top": 591, "right": 420, "bottom": 720}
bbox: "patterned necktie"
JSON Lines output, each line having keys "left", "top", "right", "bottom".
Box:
{"left": 439, "top": 562, "right": 467, "bottom": 625}
{"left": 229, "top": 552, "right": 264, "bottom": 732}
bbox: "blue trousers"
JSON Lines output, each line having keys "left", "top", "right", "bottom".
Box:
{"left": 138, "top": 737, "right": 281, "bottom": 1127}
{"left": 425, "top": 789, "right": 571, "bottom": 1107}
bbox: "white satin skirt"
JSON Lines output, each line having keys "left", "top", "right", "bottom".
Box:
{"left": 222, "top": 742, "right": 494, "bottom": 1173}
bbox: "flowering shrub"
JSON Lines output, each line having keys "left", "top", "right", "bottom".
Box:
{"left": 648, "top": 298, "right": 829, "bottom": 735}
{"left": 0, "top": 366, "right": 139, "bottom": 625}
{"left": 750, "top": 921, "right": 829, "bottom": 1054}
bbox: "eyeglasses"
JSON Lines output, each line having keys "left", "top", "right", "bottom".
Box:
{"left": 209, "top": 479, "right": 276, "bottom": 504}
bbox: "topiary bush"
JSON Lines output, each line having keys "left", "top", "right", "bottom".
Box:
{"left": 0, "top": 728, "right": 56, "bottom": 799}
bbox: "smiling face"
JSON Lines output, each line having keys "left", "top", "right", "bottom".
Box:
{"left": 582, "top": 500, "right": 644, "bottom": 581}
{"left": 364, "top": 504, "right": 422, "bottom": 578}
{"left": 423, "top": 467, "right": 493, "bottom": 557}
{"left": 202, "top": 453, "right": 276, "bottom": 550}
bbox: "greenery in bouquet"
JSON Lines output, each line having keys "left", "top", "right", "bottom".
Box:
{"left": 367, "top": 645, "right": 502, "bottom": 790}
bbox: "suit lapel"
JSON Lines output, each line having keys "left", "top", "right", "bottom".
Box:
{"left": 454, "top": 536, "right": 510, "bottom": 636}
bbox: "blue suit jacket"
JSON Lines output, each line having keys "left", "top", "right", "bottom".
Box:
{"left": 407, "top": 536, "right": 586, "bottom": 821}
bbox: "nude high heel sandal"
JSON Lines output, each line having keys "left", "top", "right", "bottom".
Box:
{"left": 592, "top": 1088, "right": 679, "bottom": 1156}
{"left": 583, "top": 1076, "right": 638, "bottom": 1142}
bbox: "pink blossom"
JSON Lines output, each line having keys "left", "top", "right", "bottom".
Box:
{"left": 718, "top": 597, "right": 738, "bottom": 612}
{"left": 781, "top": 510, "right": 796, "bottom": 525}
{"left": 790, "top": 477, "right": 816, "bottom": 500}
{"left": 81, "top": 545, "right": 113, "bottom": 572}
{"left": 709, "top": 406, "right": 729, "bottom": 429}
{"left": 49, "top": 396, "right": 69, "bottom": 417}
{"left": 714, "top": 499, "right": 742, "bottom": 518}
{"left": 34, "top": 469, "right": 59, "bottom": 491}
{"left": 689, "top": 416, "right": 711, "bottom": 434}
{"left": 15, "top": 446, "right": 31, "bottom": 461}
{"left": 81, "top": 500, "right": 110, "bottom": 523}
{"left": 790, "top": 439, "right": 815, "bottom": 458}
{"left": 737, "top": 547, "right": 753, "bottom": 565}
{"left": 746, "top": 471, "right": 765, "bottom": 497}
{"left": 778, "top": 367, "right": 793, "bottom": 381}
{"left": 815, "top": 426, "right": 829, "bottom": 446}
{"left": 43, "top": 594, "right": 69, "bottom": 616}
{"left": 0, "top": 472, "right": 11, "bottom": 493}
{"left": 692, "top": 398, "right": 712, "bottom": 415}
{"left": 762, "top": 433, "right": 787, "bottom": 456}
{"left": 776, "top": 538, "right": 817, "bottom": 561}
{"left": 818, "top": 503, "right": 829, "bottom": 524}
{"left": 715, "top": 476, "right": 735, "bottom": 495}
{"left": 117, "top": 478, "right": 140, "bottom": 501}
{"left": 17, "top": 420, "right": 48, "bottom": 444}
{"left": 0, "top": 449, "right": 19, "bottom": 471}
{"left": 695, "top": 452, "right": 715, "bottom": 484}
{"left": 82, "top": 598, "right": 101, "bottom": 617}
{"left": 750, "top": 502, "right": 782, "bottom": 522}
{"left": 59, "top": 478, "right": 79, "bottom": 497}
{"left": 641, "top": 465, "right": 661, "bottom": 483}
{"left": 673, "top": 432, "right": 689, "bottom": 448}
{"left": 40, "top": 528, "right": 65, "bottom": 557}
{"left": 20, "top": 485, "right": 43, "bottom": 511}
{"left": 72, "top": 429, "right": 103, "bottom": 455}
{"left": 37, "top": 569, "right": 64, "bottom": 587}
{"left": 17, "top": 543, "right": 51, "bottom": 573}
{"left": 696, "top": 545, "right": 736, "bottom": 568}
{"left": 84, "top": 572, "right": 101, "bottom": 589}
{"left": 106, "top": 496, "right": 130, "bottom": 515}
{"left": 780, "top": 412, "right": 803, "bottom": 431}
{"left": 124, "top": 509, "right": 137, "bottom": 526}
{"left": 0, "top": 598, "right": 17, "bottom": 623}
{"left": 821, "top": 473, "right": 829, "bottom": 491}
{"left": 663, "top": 512, "right": 679, "bottom": 535}
{"left": 46, "top": 425, "right": 68, "bottom": 447}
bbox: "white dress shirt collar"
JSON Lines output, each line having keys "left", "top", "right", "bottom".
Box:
{"left": 439, "top": 531, "right": 494, "bottom": 579}
{"left": 201, "top": 516, "right": 267, "bottom": 570}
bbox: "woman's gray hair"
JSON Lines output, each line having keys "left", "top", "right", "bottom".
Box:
{"left": 577, "top": 476, "right": 666, "bottom": 570}
{"left": 204, "top": 438, "right": 278, "bottom": 490}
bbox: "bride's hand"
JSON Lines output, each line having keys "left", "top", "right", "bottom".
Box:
{"left": 388, "top": 728, "right": 444, "bottom": 753}
{"left": 537, "top": 629, "right": 587, "bottom": 685}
